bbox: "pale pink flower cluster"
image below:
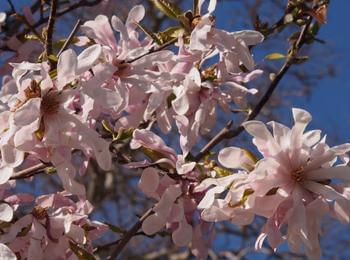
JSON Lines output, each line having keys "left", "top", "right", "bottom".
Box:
{"left": 0, "top": 193, "right": 106, "bottom": 259}
{"left": 0, "top": 2, "right": 262, "bottom": 199}
{"left": 130, "top": 129, "right": 214, "bottom": 259}
{"left": 1, "top": 0, "right": 346, "bottom": 258}
{"left": 197, "top": 108, "right": 350, "bottom": 259}
{"left": 0, "top": 0, "right": 264, "bottom": 256}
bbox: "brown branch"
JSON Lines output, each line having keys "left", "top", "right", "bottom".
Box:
{"left": 57, "top": 19, "right": 81, "bottom": 57}
{"left": 125, "top": 37, "right": 178, "bottom": 64}
{"left": 45, "top": 0, "right": 57, "bottom": 67}
{"left": 194, "top": 17, "right": 312, "bottom": 162}
{"left": 108, "top": 208, "right": 154, "bottom": 259}
{"left": 0, "top": 0, "right": 103, "bottom": 52}
{"left": 10, "top": 163, "right": 48, "bottom": 180}
{"left": 6, "top": 0, "right": 16, "bottom": 14}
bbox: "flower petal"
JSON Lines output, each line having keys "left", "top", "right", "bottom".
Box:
{"left": 76, "top": 44, "right": 102, "bottom": 75}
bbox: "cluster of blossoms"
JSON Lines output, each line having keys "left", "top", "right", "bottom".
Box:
{"left": 0, "top": 0, "right": 348, "bottom": 259}
{"left": 0, "top": 193, "right": 106, "bottom": 259}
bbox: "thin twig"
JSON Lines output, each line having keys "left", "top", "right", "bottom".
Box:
{"left": 39, "top": 0, "right": 44, "bottom": 20}
{"left": 194, "top": 17, "right": 312, "bottom": 161}
{"left": 10, "top": 163, "right": 47, "bottom": 180}
{"left": 6, "top": 0, "right": 16, "bottom": 13}
{"left": 57, "top": 19, "right": 81, "bottom": 57}
{"left": 125, "top": 37, "right": 178, "bottom": 64}
{"left": 109, "top": 208, "right": 153, "bottom": 259}
{"left": 1, "top": 0, "right": 103, "bottom": 52}
{"left": 16, "top": 14, "right": 44, "bottom": 42}
{"left": 45, "top": 0, "right": 57, "bottom": 67}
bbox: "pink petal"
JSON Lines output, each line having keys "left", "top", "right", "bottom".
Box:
{"left": 138, "top": 167, "right": 160, "bottom": 195}
{"left": 197, "top": 185, "right": 226, "bottom": 209}
{"left": 13, "top": 97, "right": 41, "bottom": 126}
{"left": 306, "top": 166, "right": 350, "bottom": 181}
{"left": 142, "top": 213, "right": 166, "bottom": 235}
{"left": 1, "top": 144, "right": 24, "bottom": 168}
{"left": 153, "top": 185, "right": 182, "bottom": 218}
{"left": 172, "top": 219, "right": 192, "bottom": 246}
{"left": 76, "top": 44, "right": 102, "bottom": 75}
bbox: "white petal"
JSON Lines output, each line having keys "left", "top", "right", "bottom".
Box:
{"left": 0, "top": 204, "right": 13, "bottom": 222}
{"left": 0, "top": 167, "right": 13, "bottom": 185}
{"left": 13, "top": 97, "right": 41, "bottom": 126}
{"left": 126, "top": 5, "right": 145, "bottom": 26}
{"left": 218, "top": 146, "right": 254, "bottom": 169}
{"left": 76, "top": 44, "right": 102, "bottom": 75}
{"left": 242, "top": 120, "right": 273, "bottom": 141}
{"left": 232, "top": 30, "right": 264, "bottom": 45}
{"left": 57, "top": 49, "right": 78, "bottom": 89}
{"left": 0, "top": 243, "right": 16, "bottom": 260}
{"left": 292, "top": 108, "right": 312, "bottom": 127}
{"left": 207, "top": 0, "right": 217, "bottom": 13}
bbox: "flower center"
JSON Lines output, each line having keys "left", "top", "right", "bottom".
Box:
{"left": 41, "top": 92, "right": 60, "bottom": 115}
{"left": 291, "top": 166, "right": 304, "bottom": 182}
{"left": 113, "top": 60, "right": 131, "bottom": 77}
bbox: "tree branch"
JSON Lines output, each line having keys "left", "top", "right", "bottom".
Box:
{"left": 57, "top": 19, "right": 81, "bottom": 56}
{"left": 45, "top": 0, "right": 57, "bottom": 67}
{"left": 109, "top": 208, "right": 154, "bottom": 259}
{"left": 10, "top": 163, "right": 48, "bottom": 180}
{"left": 125, "top": 37, "right": 178, "bottom": 64}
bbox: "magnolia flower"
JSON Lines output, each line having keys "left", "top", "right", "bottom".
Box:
{"left": 241, "top": 108, "right": 350, "bottom": 258}
{"left": 195, "top": 147, "right": 257, "bottom": 225}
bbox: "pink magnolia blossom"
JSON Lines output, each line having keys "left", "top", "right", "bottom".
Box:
{"left": 200, "top": 108, "right": 350, "bottom": 259}
{"left": 0, "top": 193, "right": 107, "bottom": 260}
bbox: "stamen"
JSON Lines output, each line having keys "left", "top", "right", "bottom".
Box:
{"left": 291, "top": 166, "right": 304, "bottom": 182}
{"left": 41, "top": 92, "right": 60, "bottom": 115}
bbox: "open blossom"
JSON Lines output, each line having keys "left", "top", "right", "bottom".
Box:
{"left": 241, "top": 108, "right": 350, "bottom": 258}
{"left": 0, "top": 193, "right": 106, "bottom": 259}
{"left": 198, "top": 108, "right": 350, "bottom": 259}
